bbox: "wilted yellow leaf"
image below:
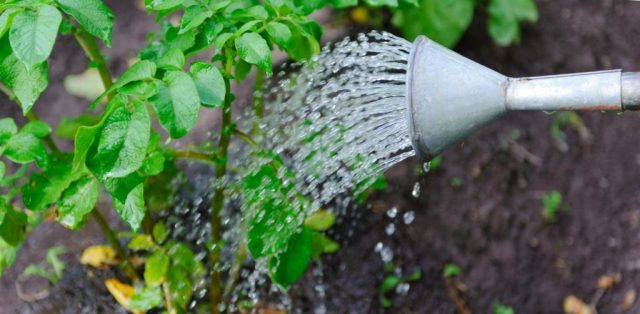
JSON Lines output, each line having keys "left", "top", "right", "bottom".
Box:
{"left": 621, "top": 289, "right": 636, "bottom": 311}
{"left": 563, "top": 295, "right": 594, "bottom": 314}
{"left": 80, "top": 245, "right": 118, "bottom": 268}
{"left": 597, "top": 274, "right": 621, "bottom": 289}
{"left": 105, "top": 278, "right": 144, "bottom": 314}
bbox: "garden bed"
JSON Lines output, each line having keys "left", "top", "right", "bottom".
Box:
{"left": 3, "top": 0, "right": 640, "bottom": 313}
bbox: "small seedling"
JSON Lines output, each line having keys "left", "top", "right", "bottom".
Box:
{"left": 493, "top": 301, "right": 515, "bottom": 314}
{"left": 379, "top": 266, "right": 422, "bottom": 308}
{"left": 450, "top": 177, "right": 464, "bottom": 188}
{"left": 550, "top": 111, "right": 592, "bottom": 152}
{"left": 22, "top": 246, "right": 67, "bottom": 284}
{"left": 542, "top": 190, "right": 564, "bottom": 222}
{"left": 443, "top": 263, "right": 461, "bottom": 278}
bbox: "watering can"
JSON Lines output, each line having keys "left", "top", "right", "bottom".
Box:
{"left": 406, "top": 35, "right": 640, "bottom": 160}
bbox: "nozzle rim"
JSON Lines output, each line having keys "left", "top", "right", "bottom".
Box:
{"left": 406, "top": 36, "right": 432, "bottom": 160}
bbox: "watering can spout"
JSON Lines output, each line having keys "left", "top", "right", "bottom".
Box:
{"left": 406, "top": 35, "right": 640, "bottom": 160}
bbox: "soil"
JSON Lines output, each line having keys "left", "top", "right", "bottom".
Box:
{"left": 3, "top": 0, "right": 640, "bottom": 313}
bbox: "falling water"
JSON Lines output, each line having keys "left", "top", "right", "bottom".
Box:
{"left": 259, "top": 31, "right": 415, "bottom": 210}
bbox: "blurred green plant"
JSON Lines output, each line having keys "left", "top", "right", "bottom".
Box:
{"left": 379, "top": 265, "right": 422, "bottom": 308}
{"left": 22, "top": 246, "right": 67, "bottom": 284}
{"left": 442, "top": 263, "right": 461, "bottom": 278}
{"left": 494, "top": 301, "right": 516, "bottom": 314}
{"left": 542, "top": 190, "right": 564, "bottom": 223}
{"left": 0, "top": 0, "right": 407, "bottom": 312}
{"left": 391, "top": 0, "right": 538, "bottom": 48}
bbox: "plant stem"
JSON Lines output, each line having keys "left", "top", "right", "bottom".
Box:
{"left": 172, "top": 150, "right": 216, "bottom": 164}
{"left": 72, "top": 27, "right": 114, "bottom": 96}
{"left": 162, "top": 283, "right": 175, "bottom": 314}
{"left": 72, "top": 29, "right": 142, "bottom": 282}
{"left": 91, "top": 210, "right": 139, "bottom": 281}
{"left": 209, "top": 51, "right": 234, "bottom": 314}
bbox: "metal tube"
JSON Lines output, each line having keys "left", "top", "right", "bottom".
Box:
{"left": 622, "top": 72, "right": 640, "bottom": 110}
{"left": 505, "top": 70, "right": 623, "bottom": 111}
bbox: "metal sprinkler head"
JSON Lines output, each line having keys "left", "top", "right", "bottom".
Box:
{"left": 406, "top": 35, "right": 640, "bottom": 160}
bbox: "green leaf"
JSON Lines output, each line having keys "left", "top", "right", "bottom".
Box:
{"left": 116, "top": 183, "right": 145, "bottom": 231}
{"left": 0, "top": 238, "right": 20, "bottom": 277}
{"left": 294, "top": 0, "right": 326, "bottom": 14}
{"left": 4, "top": 132, "right": 50, "bottom": 168}
{"left": 0, "top": 161, "right": 5, "bottom": 181}
{"left": 167, "top": 267, "right": 192, "bottom": 309}
{"left": 118, "top": 80, "right": 159, "bottom": 100}
{"left": 235, "top": 32, "right": 272, "bottom": 74}
{"left": 128, "top": 234, "right": 155, "bottom": 251}
{"left": 140, "top": 150, "right": 165, "bottom": 176}
{"left": 214, "top": 32, "right": 233, "bottom": 49}
{"left": 168, "top": 243, "right": 203, "bottom": 275}
{"left": 0, "top": 37, "right": 49, "bottom": 114}
{"left": 91, "top": 61, "right": 156, "bottom": 108}
{"left": 55, "top": 0, "right": 115, "bottom": 46}
{"left": 179, "top": 5, "right": 212, "bottom": 34}
{"left": 100, "top": 171, "right": 144, "bottom": 204}
{"left": 157, "top": 48, "right": 185, "bottom": 70}
{"left": 9, "top": 5, "right": 62, "bottom": 69}
{"left": 146, "top": 0, "right": 185, "bottom": 10}
{"left": 443, "top": 263, "right": 461, "bottom": 278}
{"left": 488, "top": 0, "right": 538, "bottom": 46}
{"left": 329, "top": 0, "right": 358, "bottom": 8}
{"left": 0, "top": 206, "right": 27, "bottom": 246}
{"left": 189, "top": 62, "right": 225, "bottom": 108}
{"left": 150, "top": 71, "right": 200, "bottom": 138}
{"left": 130, "top": 285, "right": 163, "bottom": 311}
{"left": 145, "top": 249, "right": 170, "bottom": 286}
{"left": 304, "top": 209, "right": 336, "bottom": 231}
{"left": 0, "top": 118, "right": 17, "bottom": 145}
{"left": 269, "top": 227, "right": 312, "bottom": 289}
{"left": 380, "top": 275, "right": 401, "bottom": 293}
{"left": 364, "top": 0, "right": 398, "bottom": 6}
{"left": 0, "top": 8, "right": 20, "bottom": 39}
{"left": 310, "top": 232, "right": 339, "bottom": 260}
{"left": 46, "top": 246, "right": 66, "bottom": 280}
{"left": 392, "top": 0, "right": 475, "bottom": 47}
{"left": 283, "top": 19, "right": 321, "bottom": 60}
{"left": 266, "top": 22, "right": 292, "bottom": 49}
{"left": 22, "top": 158, "right": 77, "bottom": 211}
{"left": 56, "top": 114, "right": 101, "bottom": 139}
{"left": 152, "top": 222, "right": 167, "bottom": 244}
{"left": 87, "top": 101, "right": 150, "bottom": 179}
{"left": 237, "top": 20, "right": 261, "bottom": 34}
{"left": 56, "top": 176, "right": 99, "bottom": 229}
{"left": 493, "top": 302, "right": 515, "bottom": 314}
{"left": 22, "top": 120, "right": 51, "bottom": 138}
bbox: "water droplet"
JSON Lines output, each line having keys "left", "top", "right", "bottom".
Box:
{"left": 374, "top": 242, "right": 384, "bottom": 252}
{"left": 381, "top": 246, "right": 394, "bottom": 263}
{"left": 412, "top": 182, "right": 421, "bottom": 198}
{"left": 423, "top": 162, "right": 431, "bottom": 172}
{"left": 386, "top": 206, "right": 398, "bottom": 218}
{"left": 385, "top": 223, "right": 395, "bottom": 235}
{"left": 396, "top": 283, "right": 410, "bottom": 296}
{"left": 403, "top": 211, "right": 415, "bottom": 225}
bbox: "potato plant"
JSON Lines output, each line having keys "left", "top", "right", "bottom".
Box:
{"left": 0, "top": 0, "right": 417, "bottom": 312}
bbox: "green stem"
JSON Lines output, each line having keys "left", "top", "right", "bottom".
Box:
{"left": 72, "top": 27, "right": 114, "bottom": 98}
{"left": 91, "top": 210, "right": 139, "bottom": 281}
{"left": 209, "top": 51, "right": 234, "bottom": 314}
{"left": 172, "top": 150, "right": 216, "bottom": 164}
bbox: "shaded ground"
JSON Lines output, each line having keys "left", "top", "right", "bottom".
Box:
{"left": 3, "top": 0, "right": 640, "bottom": 313}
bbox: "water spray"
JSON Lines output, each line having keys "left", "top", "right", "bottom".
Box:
{"left": 407, "top": 35, "right": 640, "bottom": 159}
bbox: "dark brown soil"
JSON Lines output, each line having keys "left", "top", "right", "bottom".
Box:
{"left": 3, "top": 0, "right": 640, "bottom": 313}
{"left": 307, "top": 1, "right": 640, "bottom": 313}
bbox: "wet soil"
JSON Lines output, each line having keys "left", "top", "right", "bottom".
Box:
{"left": 3, "top": 0, "right": 640, "bottom": 313}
